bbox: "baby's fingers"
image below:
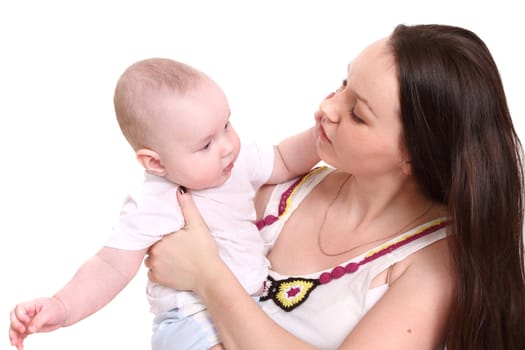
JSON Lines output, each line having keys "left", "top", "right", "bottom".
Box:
{"left": 10, "top": 306, "right": 31, "bottom": 334}
{"left": 9, "top": 327, "right": 26, "bottom": 350}
{"left": 9, "top": 310, "right": 28, "bottom": 350}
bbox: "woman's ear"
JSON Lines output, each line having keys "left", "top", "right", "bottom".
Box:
{"left": 136, "top": 149, "right": 167, "bottom": 176}
{"left": 401, "top": 160, "right": 412, "bottom": 176}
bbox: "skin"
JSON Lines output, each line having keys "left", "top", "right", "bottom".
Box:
{"left": 145, "top": 38, "right": 454, "bottom": 349}
{"left": 9, "top": 71, "right": 320, "bottom": 350}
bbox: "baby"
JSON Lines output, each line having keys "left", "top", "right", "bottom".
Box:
{"left": 9, "top": 58, "right": 319, "bottom": 350}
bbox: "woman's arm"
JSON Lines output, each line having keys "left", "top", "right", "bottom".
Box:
{"left": 193, "top": 257, "right": 316, "bottom": 349}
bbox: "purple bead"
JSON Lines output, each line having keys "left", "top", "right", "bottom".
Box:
{"left": 264, "top": 215, "right": 278, "bottom": 225}
{"left": 256, "top": 220, "right": 265, "bottom": 230}
{"left": 319, "top": 272, "right": 332, "bottom": 284}
{"left": 332, "top": 266, "right": 345, "bottom": 279}
{"left": 345, "top": 262, "right": 359, "bottom": 273}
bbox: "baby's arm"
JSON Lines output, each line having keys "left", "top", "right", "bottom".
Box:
{"left": 269, "top": 127, "right": 320, "bottom": 184}
{"left": 9, "top": 247, "right": 146, "bottom": 349}
{"left": 55, "top": 247, "right": 146, "bottom": 325}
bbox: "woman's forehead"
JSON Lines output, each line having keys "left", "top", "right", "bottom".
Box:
{"left": 346, "top": 39, "right": 399, "bottom": 118}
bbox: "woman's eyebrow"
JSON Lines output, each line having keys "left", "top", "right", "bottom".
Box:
{"left": 347, "top": 62, "right": 376, "bottom": 117}
{"left": 355, "top": 92, "right": 376, "bottom": 117}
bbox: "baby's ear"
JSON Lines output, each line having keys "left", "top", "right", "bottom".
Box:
{"left": 136, "top": 149, "right": 166, "bottom": 176}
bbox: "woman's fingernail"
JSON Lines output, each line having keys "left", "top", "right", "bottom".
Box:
{"left": 178, "top": 186, "right": 187, "bottom": 194}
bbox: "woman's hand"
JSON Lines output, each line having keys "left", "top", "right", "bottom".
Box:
{"left": 145, "top": 188, "right": 222, "bottom": 292}
{"left": 145, "top": 188, "right": 317, "bottom": 350}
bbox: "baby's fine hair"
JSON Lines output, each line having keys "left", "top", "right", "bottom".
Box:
{"left": 113, "top": 58, "right": 203, "bottom": 150}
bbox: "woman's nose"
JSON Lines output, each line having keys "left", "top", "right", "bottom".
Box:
{"left": 319, "top": 94, "right": 340, "bottom": 124}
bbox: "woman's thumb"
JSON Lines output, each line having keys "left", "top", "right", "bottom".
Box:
{"left": 176, "top": 186, "right": 206, "bottom": 229}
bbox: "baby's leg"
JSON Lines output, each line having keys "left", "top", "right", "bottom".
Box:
{"left": 152, "top": 306, "right": 220, "bottom": 350}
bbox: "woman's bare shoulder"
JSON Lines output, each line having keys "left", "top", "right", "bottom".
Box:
{"left": 391, "top": 232, "right": 453, "bottom": 288}
{"left": 342, "top": 238, "right": 454, "bottom": 349}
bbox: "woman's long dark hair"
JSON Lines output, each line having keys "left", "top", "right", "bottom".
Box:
{"left": 389, "top": 24, "right": 525, "bottom": 349}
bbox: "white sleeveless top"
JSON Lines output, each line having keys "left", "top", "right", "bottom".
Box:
{"left": 257, "top": 167, "right": 449, "bottom": 350}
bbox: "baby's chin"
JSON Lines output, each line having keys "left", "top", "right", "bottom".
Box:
{"left": 192, "top": 173, "right": 232, "bottom": 191}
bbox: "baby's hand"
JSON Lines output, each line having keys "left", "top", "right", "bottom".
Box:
{"left": 9, "top": 297, "right": 67, "bottom": 349}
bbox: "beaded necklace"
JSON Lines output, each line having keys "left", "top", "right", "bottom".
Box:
{"left": 257, "top": 167, "right": 450, "bottom": 312}
{"left": 260, "top": 218, "right": 450, "bottom": 312}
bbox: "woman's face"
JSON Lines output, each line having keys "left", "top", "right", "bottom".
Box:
{"left": 315, "top": 38, "right": 406, "bottom": 178}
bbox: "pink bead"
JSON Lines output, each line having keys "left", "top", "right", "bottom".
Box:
{"left": 332, "top": 266, "right": 345, "bottom": 279}
{"left": 319, "top": 272, "right": 332, "bottom": 284}
{"left": 256, "top": 220, "right": 265, "bottom": 230}
{"left": 264, "top": 215, "right": 278, "bottom": 225}
{"left": 345, "top": 262, "right": 359, "bottom": 273}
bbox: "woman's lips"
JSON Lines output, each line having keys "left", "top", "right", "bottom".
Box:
{"left": 318, "top": 123, "right": 332, "bottom": 144}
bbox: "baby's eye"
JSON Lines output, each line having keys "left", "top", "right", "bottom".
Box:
{"left": 202, "top": 141, "right": 211, "bottom": 150}
{"left": 224, "top": 121, "right": 230, "bottom": 130}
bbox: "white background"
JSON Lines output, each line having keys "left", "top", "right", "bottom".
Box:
{"left": 1, "top": 1, "right": 523, "bottom": 349}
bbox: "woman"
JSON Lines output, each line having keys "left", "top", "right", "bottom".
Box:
{"left": 146, "top": 24, "right": 525, "bottom": 349}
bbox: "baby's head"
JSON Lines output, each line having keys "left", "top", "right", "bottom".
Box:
{"left": 114, "top": 58, "right": 240, "bottom": 189}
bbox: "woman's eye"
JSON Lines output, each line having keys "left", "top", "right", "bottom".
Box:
{"left": 351, "top": 109, "right": 365, "bottom": 124}
{"left": 336, "top": 79, "right": 347, "bottom": 93}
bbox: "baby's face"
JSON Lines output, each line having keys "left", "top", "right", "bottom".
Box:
{"left": 153, "top": 77, "right": 241, "bottom": 190}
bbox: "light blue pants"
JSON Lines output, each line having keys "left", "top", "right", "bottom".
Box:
{"left": 152, "top": 303, "right": 219, "bottom": 350}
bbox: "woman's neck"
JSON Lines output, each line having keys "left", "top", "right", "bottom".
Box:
{"left": 332, "top": 170, "right": 432, "bottom": 232}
